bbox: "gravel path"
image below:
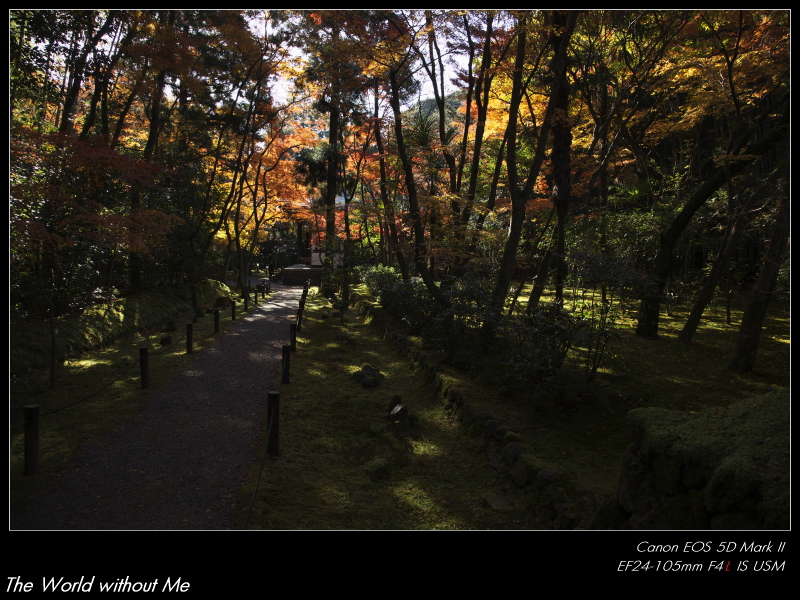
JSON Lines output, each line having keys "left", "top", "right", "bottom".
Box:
{"left": 10, "top": 282, "right": 305, "bottom": 530}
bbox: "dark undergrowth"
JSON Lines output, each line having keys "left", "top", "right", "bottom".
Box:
{"left": 10, "top": 274, "right": 788, "bottom": 530}
{"left": 235, "top": 283, "right": 788, "bottom": 529}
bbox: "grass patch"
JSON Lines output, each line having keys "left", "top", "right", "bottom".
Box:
{"left": 237, "top": 282, "right": 789, "bottom": 530}
{"left": 235, "top": 290, "right": 534, "bottom": 530}
{"left": 558, "top": 285, "right": 791, "bottom": 409}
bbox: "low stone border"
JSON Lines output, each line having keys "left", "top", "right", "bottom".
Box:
{"left": 353, "top": 297, "right": 601, "bottom": 529}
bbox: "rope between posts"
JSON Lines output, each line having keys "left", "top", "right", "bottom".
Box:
{"left": 10, "top": 353, "right": 142, "bottom": 438}
{"left": 192, "top": 314, "right": 216, "bottom": 331}
{"left": 147, "top": 331, "right": 187, "bottom": 356}
{"left": 243, "top": 280, "right": 310, "bottom": 528}
{"left": 14, "top": 280, "right": 306, "bottom": 509}
{"left": 243, "top": 404, "right": 276, "bottom": 530}
{"left": 18, "top": 358, "right": 143, "bottom": 429}
{"left": 11, "top": 287, "right": 276, "bottom": 447}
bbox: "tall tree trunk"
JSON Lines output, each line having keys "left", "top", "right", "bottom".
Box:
{"left": 462, "top": 12, "right": 506, "bottom": 229}
{"left": 483, "top": 12, "right": 577, "bottom": 344}
{"left": 373, "top": 88, "right": 409, "bottom": 279}
{"left": 597, "top": 76, "right": 610, "bottom": 302}
{"left": 677, "top": 161, "right": 784, "bottom": 343}
{"left": 220, "top": 239, "right": 234, "bottom": 284}
{"left": 47, "top": 308, "right": 57, "bottom": 389}
{"left": 526, "top": 248, "right": 554, "bottom": 314}
{"left": 725, "top": 193, "right": 789, "bottom": 372}
{"left": 321, "top": 102, "right": 340, "bottom": 296}
{"left": 677, "top": 212, "right": 745, "bottom": 343}
{"left": 423, "top": 10, "right": 458, "bottom": 200}
{"left": 80, "top": 19, "right": 136, "bottom": 140}
{"left": 111, "top": 63, "right": 148, "bottom": 148}
{"left": 485, "top": 20, "right": 530, "bottom": 330}
{"left": 470, "top": 129, "right": 508, "bottom": 247}
{"left": 188, "top": 258, "right": 200, "bottom": 318}
{"left": 129, "top": 10, "right": 174, "bottom": 293}
{"left": 550, "top": 11, "right": 573, "bottom": 305}
{"left": 388, "top": 67, "right": 449, "bottom": 307}
{"left": 58, "top": 12, "right": 117, "bottom": 136}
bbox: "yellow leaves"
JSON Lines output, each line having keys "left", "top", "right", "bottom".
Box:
{"left": 678, "top": 65, "right": 706, "bottom": 82}
{"left": 280, "top": 55, "right": 309, "bottom": 85}
{"left": 713, "top": 154, "right": 762, "bottom": 168}
{"left": 417, "top": 192, "right": 460, "bottom": 211}
{"left": 655, "top": 11, "right": 788, "bottom": 121}
{"left": 483, "top": 102, "right": 511, "bottom": 139}
{"left": 678, "top": 93, "right": 723, "bottom": 124}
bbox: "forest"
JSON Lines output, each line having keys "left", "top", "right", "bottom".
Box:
{"left": 10, "top": 9, "right": 790, "bottom": 376}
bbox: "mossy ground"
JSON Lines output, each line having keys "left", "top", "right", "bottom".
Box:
{"left": 237, "top": 283, "right": 789, "bottom": 530}
{"left": 10, "top": 275, "right": 789, "bottom": 530}
{"left": 235, "top": 290, "right": 532, "bottom": 530}
{"left": 11, "top": 279, "right": 230, "bottom": 375}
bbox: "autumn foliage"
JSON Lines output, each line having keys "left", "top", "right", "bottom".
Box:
{"left": 11, "top": 10, "right": 789, "bottom": 371}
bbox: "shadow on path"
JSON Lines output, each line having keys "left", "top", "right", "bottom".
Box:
{"left": 10, "top": 284, "right": 305, "bottom": 530}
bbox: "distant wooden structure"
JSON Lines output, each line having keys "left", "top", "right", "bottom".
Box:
{"left": 282, "top": 265, "right": 323, "bottom": 286}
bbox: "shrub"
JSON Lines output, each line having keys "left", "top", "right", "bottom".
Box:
{"left": 357, "top": 265, "right": 402, "bottom": 302}
{"left": 382, "top": 278, "right": 440, "bottom": 333}
{"left": 358, "top": 266, "right": 584, "bottom": 402}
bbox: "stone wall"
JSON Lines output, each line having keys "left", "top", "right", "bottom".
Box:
{"left": 590, "top": 389, "right": 789, "bottom": 529}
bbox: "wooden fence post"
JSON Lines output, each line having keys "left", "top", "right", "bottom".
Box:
{"left": 290, "top": 323, "right": 297, "bottom": 351}
{"left": 232, "top": 299, "right": 236, "bottom": 321}
{"left": 214, "top": 309, "right": 220, "bottom": 334}
{"left": 282, "top": 344, "right": 291, "bottom": 384}
{"left": 186, "top": 323, "right": 193, "bottom": 354}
